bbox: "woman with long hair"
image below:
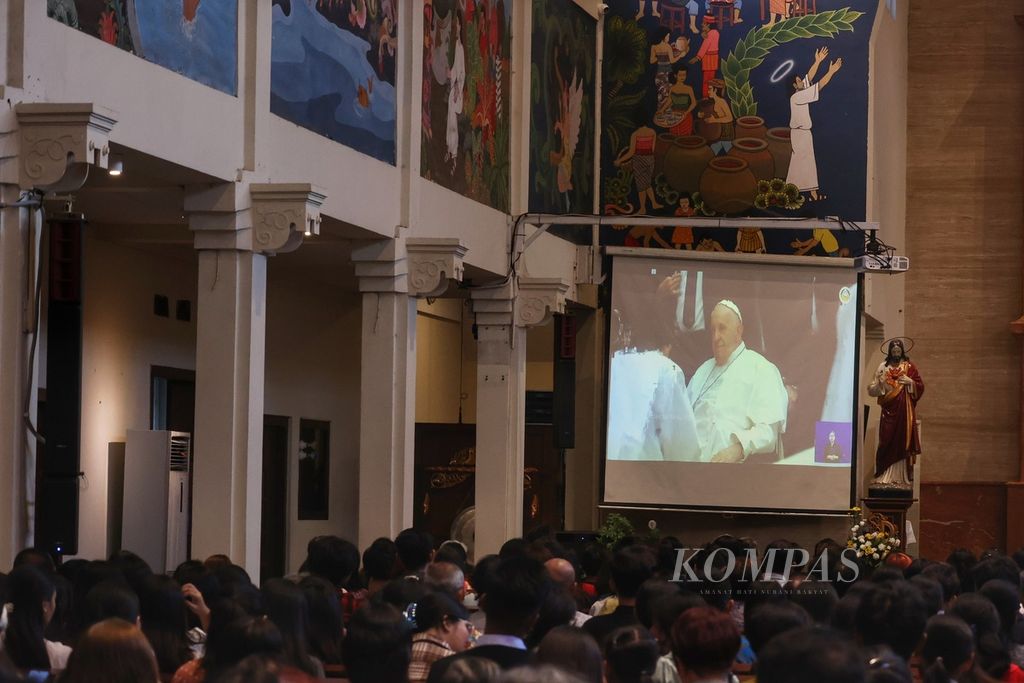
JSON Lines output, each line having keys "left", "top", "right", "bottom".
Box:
{"left": 298, "top": 576, "right": 344, "bottom": 666}
{"left": 138, "top": 575, "right": 194, "bottom": 681}
{"left": 260, "top": 579, "right": 322, "bottom": 678}
{"left": 60, "top": 618, "right": 160, "bottom": 683}
{"left": 171, "top": 610, "right": 284, "bottom": 683}
{"left": 5, "top": 564, "right": 72, "bottom": 674}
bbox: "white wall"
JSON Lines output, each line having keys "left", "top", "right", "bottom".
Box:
{"left": 264, "top": 271, "right": 362, "bottom": 574}
{"left": 76, "top": 234, "right": 363, "bottom": 571}
{"left": 77, "top": 236, "right": 198, "bottom": 560}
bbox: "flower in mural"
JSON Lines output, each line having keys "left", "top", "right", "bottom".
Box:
{"left": 98, "top": 9, "right": 118, "bottom": 44}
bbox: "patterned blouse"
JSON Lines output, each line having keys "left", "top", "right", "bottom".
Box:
{"left": 408, "top": 634, "right": 455, "bottom": 683}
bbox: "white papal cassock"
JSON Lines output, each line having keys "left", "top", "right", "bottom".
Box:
{"left": 688, "top": 343, "right": 789, "bottom": 462}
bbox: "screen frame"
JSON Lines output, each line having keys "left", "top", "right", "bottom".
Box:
{"left": 599, "top": 247, "right": 863, "bottom": 516}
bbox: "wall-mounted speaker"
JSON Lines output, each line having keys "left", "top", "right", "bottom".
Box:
{"left": 36, "top": 215, "right": 85, "bottom": 556}
{"left": 552, "top": 315, "right": 576, "bottom": 449}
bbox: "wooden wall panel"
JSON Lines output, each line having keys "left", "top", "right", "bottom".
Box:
{"left": 920, "top": 482, "right": 1008, "bottom": 559}
{"left": 906, "top": 0, "right": 1024, "bottom": 483}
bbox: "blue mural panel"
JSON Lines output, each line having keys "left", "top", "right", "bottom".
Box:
{"left": 270, "top": 0, "right": 398, "bottom": 165}
{"left": 47, "top": 0, "right": 238, "bottom": 96}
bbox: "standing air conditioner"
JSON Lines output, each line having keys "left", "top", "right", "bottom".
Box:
{"left": 122, "top": 430, "right": 192, "bottom": 572}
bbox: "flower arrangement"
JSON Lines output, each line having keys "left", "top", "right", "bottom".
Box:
{"left": 847, "top": 512, "right": 900, "bottom": 568}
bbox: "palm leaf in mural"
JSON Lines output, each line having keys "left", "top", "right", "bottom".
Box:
{"left": 604, "top": 88, "right": 646, "bottom": 155}
{"left": 603, "top": 16, "right": 647, "bottom": 100}
{"left": 721, "top": 8, "right": 863, "bottom": 117}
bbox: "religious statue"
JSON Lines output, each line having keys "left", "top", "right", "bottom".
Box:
{"left": 867, "top": 338, "right": 924, "bottom": 491}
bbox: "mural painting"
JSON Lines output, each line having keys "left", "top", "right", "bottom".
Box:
{"left": 529, "top": 0, "right": 597, "bottom": 214}
{"left": 271, "top": 0, "right": 398, "bottom": 165}
{"left": 601, "top": 0, "right": 876, "bottom": 256}
{"left": 47, "top": 0, "right": 239, "bottom": 96}
{"left": 421, "top": 0, "right": 513, "bottom": 212}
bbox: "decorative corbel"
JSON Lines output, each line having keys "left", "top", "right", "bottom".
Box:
{"left": 406, "top": 238, "right": 468, "bottom": 298}
{"left": 516, "top": 277, "right": 569, "bottom": 327}
{"left": 16, "top": 103, "right": 117, "bottom": 192}
{"left": 250, "top": 183, "right": 326, "bottom": 255}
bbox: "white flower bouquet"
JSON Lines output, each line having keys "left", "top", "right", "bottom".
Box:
{"left": 847, "top": 515, "right": 900, "bottom": 569}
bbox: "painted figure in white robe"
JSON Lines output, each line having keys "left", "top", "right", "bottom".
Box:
{"left": 688, "top": 300, "right": 789, "bottom": 463}
{"left": 446, "top": 15, "right": 466, "bottom": 171}
{"left": 786, "top": 46, "right": 843, "bottom": 202}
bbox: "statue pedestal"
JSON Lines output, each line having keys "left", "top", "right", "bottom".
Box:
{"left": 862, "top": 495, "right": 916, "bottom": 547}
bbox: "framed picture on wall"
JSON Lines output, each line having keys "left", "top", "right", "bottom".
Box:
{"left": 298, "top": 419, "right": 330, "bottom": 520}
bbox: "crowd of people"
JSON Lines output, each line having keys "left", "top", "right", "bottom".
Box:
{"left": 1, "top": 528, "right": 1024, "bottom": 683}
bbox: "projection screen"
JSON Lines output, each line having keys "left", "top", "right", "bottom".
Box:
{"left": 604, "top": 251, "right": 859, "bottom": 512}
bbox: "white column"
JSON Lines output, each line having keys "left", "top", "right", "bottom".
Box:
{"left": 0, "top": 182, "right": 34, "bottom": 566}
{"left": 191, "top": 248, "right": 267, "bottom": 574}
{"left": 352, "top": 241, "right": 417, "bottom": 550}
{"left": 471, "top": 278, "right": 568, "bottom": 556}
{"left": 186, "top": 182, "right": 323, "bottom": 581}
{"left": 472, "top": 285, "right": 528, "bottom": 557}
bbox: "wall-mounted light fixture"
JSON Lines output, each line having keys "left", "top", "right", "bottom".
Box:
{"left": 108, "top": 154, "right": 124, "bottom": 176}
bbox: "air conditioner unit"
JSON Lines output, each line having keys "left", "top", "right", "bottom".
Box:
{"left": 122, "top": 430, "right": 192, "bottom": 572}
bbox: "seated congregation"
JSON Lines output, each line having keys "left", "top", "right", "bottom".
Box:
{"left": 1, "top": 529, "right": 1023, "bottom": 683}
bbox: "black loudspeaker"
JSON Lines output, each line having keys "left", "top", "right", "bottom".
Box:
{"left": 36, "top": 216, "right": 85, "bottom": 556}
{"left": 552, "top": 315, "right": 576, "bottom": 449}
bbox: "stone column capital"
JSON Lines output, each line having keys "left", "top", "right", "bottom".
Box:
{"left": 469, "top": 277, "right": 569, "bottom": 328}
{"left": 14, "top": 103, "right": 117, "bottom": 192}
{"left": 352, "top": 239, "right": 409, "bottom": 294}
{"left": 470, "top": 281, "right": 516, "bottom": 328}
{"left": 250, "top": 183, "right": 325, "bottom": 254}
{"left": 516, "top": 277, "right": 569, "bottom": 327}
{"left": 406, "top": 238, "right": 468, "bottom": 297}
{"left": 186, "top": 182, "right": 251, "bottom": 251}
{"left": 353, "top": 238, "right": 468, "bottom": 297}
{"left": 185, "top": 182, "right": 325, "bottom": 254}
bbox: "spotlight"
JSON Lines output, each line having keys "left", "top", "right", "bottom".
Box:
{"left": 108, "top": 154, "right": 124, "bottom": 176}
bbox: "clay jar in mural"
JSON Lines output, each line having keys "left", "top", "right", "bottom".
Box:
{"left": 728, "top": 138, "right": 774, "bottom": 182}
{"left": 664, "top": 136, "right": 713, "bottom": 194}
{"left": 700, "top": 157, "right": 757, "bottom": 215}
{"left": 694, "top": 99, "right": 721, "bottom": 142}
{"left": 766, "top": 128, "right": 792, "bottom": 180}
{"left": 735, "top": 116, "right": 768, "bottom": 140}
{"left": 654, "top": 133, "right": 677, "bottom": 175}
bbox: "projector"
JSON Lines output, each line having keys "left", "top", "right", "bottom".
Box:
{"left": 855, "top": 255, "right": 909, "bottom": 273}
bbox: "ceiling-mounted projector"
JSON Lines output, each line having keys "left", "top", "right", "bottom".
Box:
{"left": 855, "top": 255, "right": 909, "bottom": 273}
